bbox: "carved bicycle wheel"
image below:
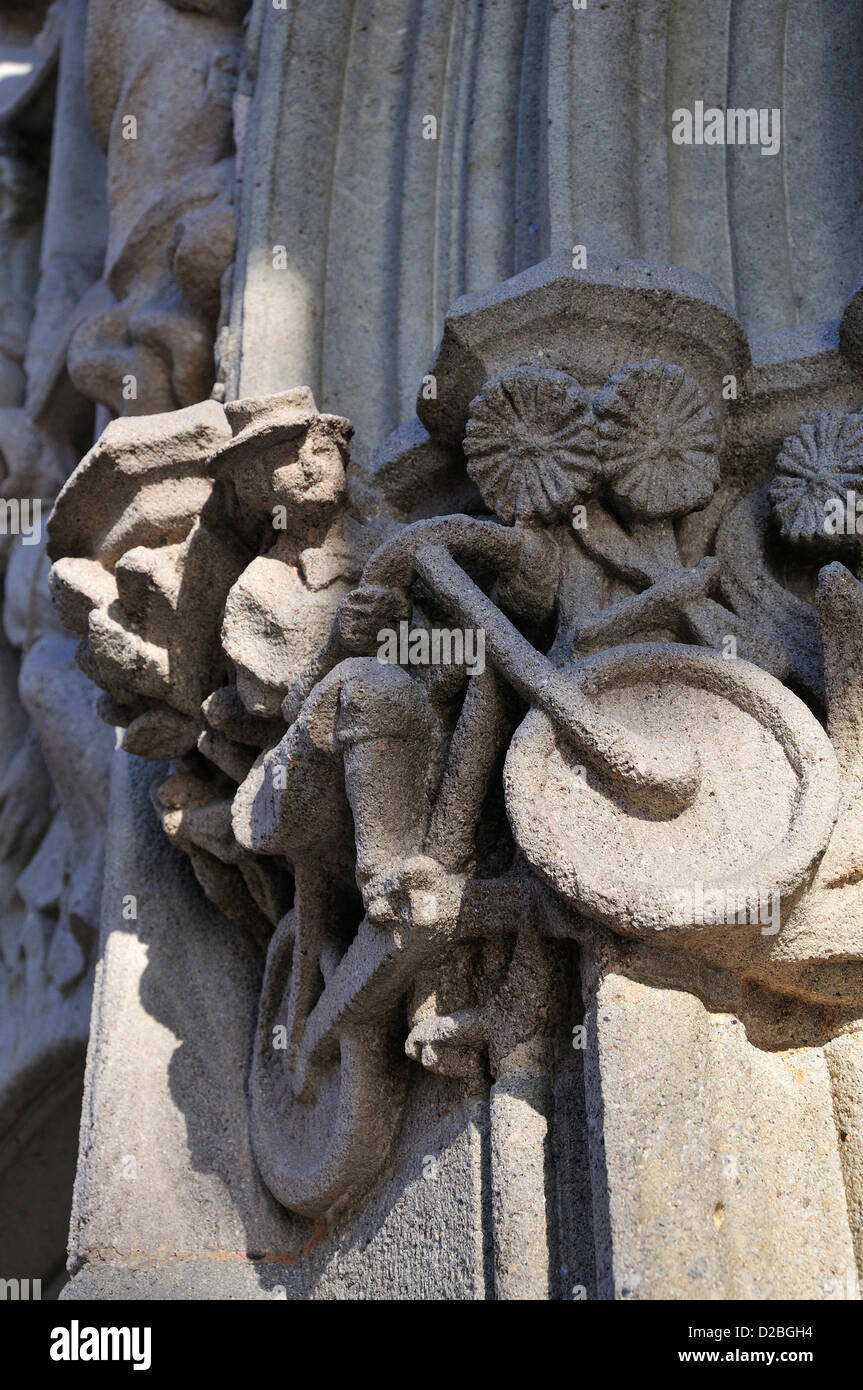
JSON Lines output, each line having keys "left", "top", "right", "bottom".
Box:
{"left": 504, "top": 643, "right": 840, "bottom": 936}
{"left": 249, "top": 866, "right": 408, "bottom": 1219}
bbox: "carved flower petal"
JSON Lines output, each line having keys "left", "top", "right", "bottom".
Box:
{"left": 463, "top": 366, "right": 599, "bottom": 525}
{"left": 769, "top": 411, "right": 863, "bottom": 548}
{"left": 594, "top": 360, "right": 719, "bottom": 520}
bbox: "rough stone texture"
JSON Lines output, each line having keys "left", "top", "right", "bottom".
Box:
{"left": 67, "top": 0, "right": 249, "bottom": 415}
{"left": 63, "top": 740, "right": 490, "bottom": 1301}
{"left": 62, "top": 1093, "right": 488, "bottom": 1300}
{"left": 0, "top": 0, "right": 249, "bottom": 1294}
{"left": 582, "top": 954, "right": 859, "bottom": 1300}
{"left": 67, "top": 751, "right": 292, "bottom": 1266}
{"left": 226, "top": 0, "right": 863, "bottom": 452}
{"left": 0, "top": 0, "right": 111, "bottom": 1295}
{"left": 5, "top": 0, "right": 863, "bottom": 1303}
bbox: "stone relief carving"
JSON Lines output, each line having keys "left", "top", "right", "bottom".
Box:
{"left": 0, "top": 0, "right": 98, "bottom": 1074}
{"left": 0, "top": 2, "right": 112, "bottom": 1289}
{"left": 1, "top": 0, "right": 252, "bottom": 968}
{"left": 46, "top": 249, "right": 863, "bottom": 1234}
{"left": 49, "top": 390, "right": 353, "bottom": 940}
{"left": 0, "top": 0, "right": 257, "bottom": 1289}
{"left": 5, "top": 0, "right": 863, "bottom": 1310}
{"left": 66, "top": 0, "right": 250, "bottom": 416}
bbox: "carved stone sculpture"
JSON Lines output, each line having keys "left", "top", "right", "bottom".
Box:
{"left": 7, "top": 0, "right": 863, "bottom": 1308}
{"left": 67, "top": 0, "right": 250, "bottom": 416}
{"left": 46, "top": 249, "right": 863, "bottom": 1299}
{"left": 0, "top": 0, "right": 255, "bottom": 1296}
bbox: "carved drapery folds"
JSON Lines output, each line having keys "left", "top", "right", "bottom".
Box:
{"left": 0, "top": 0, "right": 112, "bottom": 1110}
{"left": 48, "top": 250, "right": 863, "bottom": 1220}
{"left": 0, "top": 0, "right": 257, "bottom": 1097}
{"left": 66, "top": 0, "right": 250, "bottom": 416}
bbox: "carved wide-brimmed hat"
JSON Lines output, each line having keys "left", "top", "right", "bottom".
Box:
{"left": 207, "top": 387, "right": 352, "bottom": 478}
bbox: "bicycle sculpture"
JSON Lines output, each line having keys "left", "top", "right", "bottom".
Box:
{"left": 48, "top": 256, "right": 863, "bottom": 1217}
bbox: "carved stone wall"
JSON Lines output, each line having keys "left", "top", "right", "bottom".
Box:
{"left": 4, "top": 0, "right": 863, "bottom": 1303}
{"left": 0, "top": 0, "right": 249, "bottom": 1296}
